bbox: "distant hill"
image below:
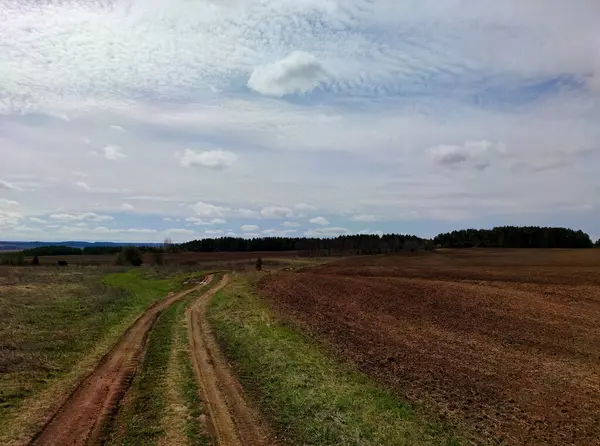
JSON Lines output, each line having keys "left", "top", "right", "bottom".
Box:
{"left": 0, "top": 241, "right": 163, "bottom": 252}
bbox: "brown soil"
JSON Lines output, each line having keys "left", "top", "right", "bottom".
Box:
{"left": 259, "top": 249, "right": 600, "bottom": 445}
{"left": 29, "top": 276, "right": 213, "bottom": 446}
{"left": 187, "top": 274, "right": 271, "bottom": 446}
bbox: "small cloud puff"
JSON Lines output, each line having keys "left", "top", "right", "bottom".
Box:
{"left": 248, "top": 51, "right": 328, "bottom": 97}
{"left": 179, "top": 149, "right": 237, "bottom": 170}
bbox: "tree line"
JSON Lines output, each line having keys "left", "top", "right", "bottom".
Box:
{"left": 434, "top": 226, "right": 594, "bottom": 249}
{"left": 181, "top": 234, "right": 433, "bottom": 255}
{"left": 21, "top": 245, "right": 164, "bottom": 256}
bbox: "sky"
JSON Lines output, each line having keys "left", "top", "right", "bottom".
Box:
{"left": 1, "top": 0, "right": 600, "bottom": 243}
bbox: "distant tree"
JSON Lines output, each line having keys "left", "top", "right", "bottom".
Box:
{"left": 57, "top": 260, "right": 68, "bottom": 266}
{"left": 31, "top": 256, "right": 40, "bottom": 266}
{"left": 115, "top": 246, "right": 143, "bottom": 266}
{"left": 595, "top": 239, "right": 600, "bottom": 248}
{"left": 256, "top": 257, "right": 263, "bottom": 271}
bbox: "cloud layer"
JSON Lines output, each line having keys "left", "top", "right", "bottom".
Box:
{"left": 1, "top": 0, "right": 599, "bottom": 242}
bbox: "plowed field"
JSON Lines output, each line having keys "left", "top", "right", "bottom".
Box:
{"left": 258, "top": 249, "right": 600, "bottom": 444}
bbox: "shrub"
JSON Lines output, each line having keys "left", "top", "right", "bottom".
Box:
{"left": 116, "top": 246, "right": 143, "bottom": 267}
{"left": 31, "top": 256, "right": 40, "bottom": 266}
{"left": 256, "top": 257, "right": 263, "bottom": 271}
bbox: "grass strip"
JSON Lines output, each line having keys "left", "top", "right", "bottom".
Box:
{"left": 108, "top": 275, "right": 217, "bottom": 446}
{"left": 208, "top": 273, "right": 463, "bottom": 446}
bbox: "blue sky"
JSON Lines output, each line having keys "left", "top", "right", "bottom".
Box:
{"left": 1, "top": 0, "right": 599, "bottom": 242}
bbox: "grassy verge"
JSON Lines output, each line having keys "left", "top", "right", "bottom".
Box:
{"left": 0, "top": 266, "right": 206, "bottom": 443}
{"left": 108, "top": 277, "right": 216, "bottom": 446}
{"left": 208, "top": 273, "right": 463, "bottom": 446}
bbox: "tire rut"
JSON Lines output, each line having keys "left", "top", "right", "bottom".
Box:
{"left": 187, "top": 274, "right": 271, "bottom": 446}
{"left": 29, "top": 275, "right": 213, "bottom": 446}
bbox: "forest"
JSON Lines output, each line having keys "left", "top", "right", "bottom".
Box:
{"left": 434, "top": 226, "right": 594, "bottom": 249}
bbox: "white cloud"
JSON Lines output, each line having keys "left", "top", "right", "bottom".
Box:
{"left": 261, "top": 206, "right": 293, "bottom": 219}
{"left": 0, "top": 199, "right": 19, "bottom": 206}
{"left": 120, "top": 203, "right": 134, "bottom": 210}
{"left": 49, "top": 212, "right": 114, "bottom": 222}
{"left": 210, "top": 218, "right": 226, "bottom": 224}
{"left": 179, "top": 149, "right": 237, "bottom": 170}
{"left": 357, "top": 229, "right": 384, "bottom": 236}
{"left": 0, "top": 180, "right": 21, "bottom": 191}
{"left": 205, "top": 229, "right": 224, "bottom": 235}
{"left": 309, "top": 216, "right": 330, "bottom": 226}
{"left": 101, "top": 144, "right": 127, "bottom": 161}
{"left": 248, "top": 51, "right": 328, "bottom": 97}
{"left": 428, "top": 141, "right": 505, "bottom": 171}
{"left": 75, "top": 181, "right": 91, "bottom": 191}
{"left": 29, "top": 217, "right": 47, "bottom": 224}
{"left": 165, "top": 228, "right": 194, "bottom": 234}
{"left": 281, "top": 221, "right": 300, "bottom": 227}
{"left": 109, "top": 125, "right": 126, "bottom": 132}
{"left": 0, "top": 211, "right": 22, "bottom": 229}
{"left": 241, "top": 224, "right": 260, "bottom": 232}
{"left": 163, "top": 217, "right": 179, "bottom": 222}
{"left": 305, "top": 227, "right": 350, "bottom": 236}
{"left": 295, "top": 203, "right": 317, "bottom": 212}
{"left": 186, "top": 217, "right": 211, "bottom": 225}
{"left": 191, "top": 202, "right": 228, "bottom": 218}
{"left": 244, "top": 233, "right": 261, "bottom": 238}
{"left": 351, "top": 214, "right": 379, "bottom": 222}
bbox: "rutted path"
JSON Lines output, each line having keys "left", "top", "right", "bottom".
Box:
{"left": 30, "top": 276, "right": 213, "bottom": 446}
{"left": 187, "top": 274, "right": 271, "bottom": 446}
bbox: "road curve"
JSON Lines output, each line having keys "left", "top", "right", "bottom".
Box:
{"left": 30, "top": 275, "right": 213, "bottom": 446}
{"left": 187, "top": 274, "right": 271, "bottom": 446}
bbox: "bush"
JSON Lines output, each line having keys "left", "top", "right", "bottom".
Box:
{"left": 256, "top": 257, "right": 263, "bottom": 271}
{"left": 0, "top": 253, "right": 25, "bottom": 266}
{"left": 31, "top": 256, "right": 40, "bottom": 266}
{"left": 116, "top": 246, "right": 143, "bottom": 267}
{"left": 152, "top": 251, "right": 164, "bottom": 266}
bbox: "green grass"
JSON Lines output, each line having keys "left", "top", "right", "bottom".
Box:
{"left": 177, "top": 308, "right": 212, "bottom": 446}
{"left": 0, "top": 266, "right": 208, "bottom": 442}
{"left": 108, "top": 302, "right": 179, "bottom": 445}
{"left": 108, "top": 275, "right": 215, "bottom": 446}
{"left": 208, "top": 274, "right": 464, "bottom": 446}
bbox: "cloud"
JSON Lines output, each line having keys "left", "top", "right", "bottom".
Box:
{"left": 165, "top": 228, "right": 194, "bottom": 235}
{"left": 0, "top": 180, "right": 21, "bottom": 191}
{"left": 163, "top": 217, "right": 180, "bottom": 222}
{"left": 261, "top": 206, "right": 293, "bottom": 219}
{"left": 241, "top": 224, "right": 260, "bottom": 232}
{"left": 205, "top": 229, "right": 224, "bottom": 235}
{"left": 29, "top": 217, "right": 47, "bottom": 224}
{"left": 295, "top": 203, "right": 317, "bottom": 212}
{"left": 428, "top": 141, "right": 505, "bottom": 171}
{"left": 101, "top": 145, "right": 127, "bottom": 161}
{"left": 281, "top": 221, "right": 300, "bottom": 227}
{"left": 263, "top": 228, "right": 297, "bottom": 236}
{"left": 120, "top": 203, "right": 134, "bottom": 210}
{"left": 50, "top": 212, "right": 113, "bottom": 222}
{"left": 248, "top": 51, "right": 328, "bottom": 97}
{"left": 309, "top": 216, "right": 330, "bottom": 226}
{"left": 179, "top": 149, "right": 237, "bottom": 170}
{"left": 306, "top": 227, "right": 350, "bottom": 236}
{"left": 75, "top": 181, "right": 91, "bottom": 191}
{"left": 0, "top": 199, "right": 19, "bottom": 206}
{"left": 110, "top": 125, "right": 126, "bottom": 132}
{"left": 210, "top": 218, "right": 226, "bottom": 224}
{"left": 351, "top": 214, "right": 379, "bottom": 222}
{"left": 0, "top": 211, "right": 22, "bottom": 229}
{"left": 191, "top": 202, "right": 228, "bottom": 218}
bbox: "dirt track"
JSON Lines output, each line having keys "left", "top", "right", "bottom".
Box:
{"left": 29, "top": 276, "right": 213, "bottom": 446}
{"left": 187, "top": 274, "right": 270, "bottom": 446}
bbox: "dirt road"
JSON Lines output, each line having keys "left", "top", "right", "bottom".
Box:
{"left": 187, "top": 274, "right": 270, "bottom": 446}
{"left": 30, "top": 276, "right": 213, "bottom": 446}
